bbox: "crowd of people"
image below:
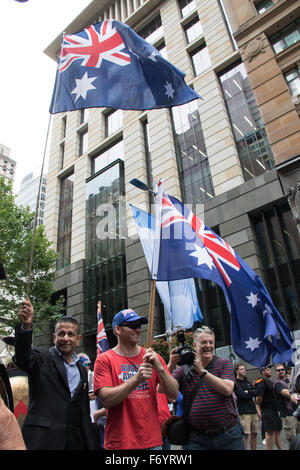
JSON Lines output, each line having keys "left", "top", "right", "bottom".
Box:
{"left": 0, "top": 299, "right": 299, "bottom": 451}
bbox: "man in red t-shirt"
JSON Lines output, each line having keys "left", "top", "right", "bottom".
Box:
{"left": 93, "top": 309, "right": 178, "bottom": 450}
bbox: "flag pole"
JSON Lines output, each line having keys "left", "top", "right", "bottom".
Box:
{"left": 147, "top": 278, "right": 156, "bottom": 348}
{"left": 26, "top": 114, "right": 52, "bottom": 299}
{"left": 128, "top": 177, "right": 162, "bottom": 349}
{"left": 146, "top": 179, "right": 163, "bottom": 348}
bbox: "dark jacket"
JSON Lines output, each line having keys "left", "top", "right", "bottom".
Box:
{"left": 14, "top": 325, "right": 97, "bottom": 450}
{"left": 234, "top": 377, "right": 257, "bottom": 414}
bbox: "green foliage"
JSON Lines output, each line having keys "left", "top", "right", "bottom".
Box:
{"left": 0, "top": 178, "right": 63, "bottom": 334}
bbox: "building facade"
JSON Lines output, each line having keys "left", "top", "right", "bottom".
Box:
{"left": 42, "top": 0, "right": 300, "bottom": 362}
{"left": 0, "top": 144, "right": 16, "bottom": 188}
{"left": 15, "top": 172, "right": 47, "bottom": 226}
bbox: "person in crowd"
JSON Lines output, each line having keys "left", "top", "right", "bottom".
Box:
{"left": 274, "top": 363, "right": 300, "bottom": 445}
{"left": 14, "top": 299, "right": 97, "bottom": 450}
{"left": 93, "top": 308, "right": 178, "bottom": 450}
{"left": 289, "top": 360, "right": 300, "bottom": 405}
{"left": 156, "top": 389, "right": 172, "bottom": 450}
{"left": 255, "top": 365, "right": 283, "bottom": 450}
{"left": 234, "top": 362, "right": 259, "bottom": 450}
{"left": 78, "top": 353, "right": 98, "bottom": 422}
{"left": 169, "top": 326, "right": 244, "bottom": 450}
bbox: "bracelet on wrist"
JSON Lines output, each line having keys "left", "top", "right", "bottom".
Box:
{"left": 199, "top": 370, "right": 207, "bottom": 379}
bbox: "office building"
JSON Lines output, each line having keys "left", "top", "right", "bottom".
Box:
{"left": 42, "top": 0, "right": 300, "bottom": 361}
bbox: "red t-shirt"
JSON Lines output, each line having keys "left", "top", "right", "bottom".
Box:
{"left": 93, "top": 347, "right": 169, "bottom": 450}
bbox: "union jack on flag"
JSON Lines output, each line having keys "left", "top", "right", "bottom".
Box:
{"left": 59, "top": 20, "right": 131, "bottom": 72}
{"left": 155, "top": 189, "right": 294, "bottom": 368}
{"left": 96, "top": 301, "right": 110, "bottom": 355}
{"left": 49, "top": 19, "right": 200, "bottom": 113}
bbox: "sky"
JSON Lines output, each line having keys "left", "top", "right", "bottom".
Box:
{"left": 0, "top": 0, "right": 92, "bottom": 193}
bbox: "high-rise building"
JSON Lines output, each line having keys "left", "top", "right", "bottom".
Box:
{"left": 0, "top": 144, "right": 17, "bottom": 188}
{"left": 43, "top": 0, "right": 300, "bottom": 361}
{"left": 15, "top": 172, "right": 47, "bottom": 226}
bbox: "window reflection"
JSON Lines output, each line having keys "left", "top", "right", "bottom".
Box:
{"left": 219, "top": 62, "right": 274, "bottom": 181}
{"left": 171, "top": 100, "right": 215, "bottom": 204}
{"left": 105, "top": 109, "right": 123, "bottom": 137}
{"left": 57, "top": 173, "right": 74, "bottom": 269}
{"left": 94, "top": 140, "right": 124, "bottom": 173}
{"left": 254, "top": 205, "right": 300, "bottom": 330}
{"left": 269, "top": 19, "right": 300, "bottom": 54}
{"left": 85, "top": 161, "right": 127, "bottom": 332}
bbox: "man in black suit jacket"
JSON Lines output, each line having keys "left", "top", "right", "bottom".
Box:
{"left": 14, "top": 299, "right": 97, "bottom": 450}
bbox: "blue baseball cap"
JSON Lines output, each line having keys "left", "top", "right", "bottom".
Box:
{"left": 112, "top": 309, "right": 148, "bottom": 329}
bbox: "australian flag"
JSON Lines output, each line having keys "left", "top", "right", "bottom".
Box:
{"left": 156, "top": 192, "right": 294, "bottom": 367}
{"left": 96, "top": 301, "right": 110, "bottom": 355}
{"left": 49, "top": 19, "right": 200, "bottom": 113}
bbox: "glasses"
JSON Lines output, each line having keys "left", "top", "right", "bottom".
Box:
{"left": 119, "top": 323, "right": 141, "bottom": 330}
{"left": 276, "top": 368, "right": 285, "bottom": 372}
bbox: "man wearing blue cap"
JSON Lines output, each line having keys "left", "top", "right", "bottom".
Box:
{"left": 93, "top": 309, "right": 178, "bottom": 450}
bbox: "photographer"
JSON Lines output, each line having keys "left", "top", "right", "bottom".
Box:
{"left": 169, "top": 327, "right": 244, "bottom": 450}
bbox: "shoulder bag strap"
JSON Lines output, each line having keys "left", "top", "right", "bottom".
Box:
{"left": 182, "top": 356, "right": 217, "bottom": 418}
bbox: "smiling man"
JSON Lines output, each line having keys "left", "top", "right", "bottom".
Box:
{"left": 13, "top": 299, "right": 97, "bottom": 450}
{"left": 93, "top": 308, "right": 178, "bottom": 450}
{"left": 170, "top": 327, "right": 244, "bottom": 450}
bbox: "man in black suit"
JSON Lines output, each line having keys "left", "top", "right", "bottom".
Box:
{"left": 14, "top": 299, "right": 97, "bottom": 450}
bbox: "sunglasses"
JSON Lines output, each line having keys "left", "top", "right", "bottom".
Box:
{"left": 119, "top": 322, "right": 141, "bottom": 330}
{"left": 276, "top": 368, "right": 285, "bottom": 372}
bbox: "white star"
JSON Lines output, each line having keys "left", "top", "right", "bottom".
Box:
{"left": 71, "top": 72, "right": 97, "bottom": 102}
{"left": 189, "top": 244, "right": 214, "bottom": 270}
{"left": 164, "top": 81, "right": 175, "bottom": 100}
{"left": 245, "top": 337, "right": 261, "bottom": 352}
{"left": 246, "top": 292, "right": 259, "bottom": 308}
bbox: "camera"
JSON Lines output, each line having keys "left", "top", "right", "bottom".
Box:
{"left": 174, "top": 330, "right": 195, "bottom": 366}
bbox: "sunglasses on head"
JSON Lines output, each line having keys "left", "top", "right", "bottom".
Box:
{"left": 119, "top": 322, "right": 141, "bottom": 330}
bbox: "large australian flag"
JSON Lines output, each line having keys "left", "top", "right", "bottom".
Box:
{"left": 156, "top": 192, "right": 294, "bottom": 367}
{"left": 49, "top": 19, "right": 200, "bottom": 113}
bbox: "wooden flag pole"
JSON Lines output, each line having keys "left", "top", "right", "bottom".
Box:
{"left": 147, "top": 278, "right": 156, "bottom": 348}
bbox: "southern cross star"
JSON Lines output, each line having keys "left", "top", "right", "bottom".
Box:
{"left": 246, "top": 292, "right": 259, "bottom": 308}
{"left": 245, "top": 336, "right": 261, "bottom": 352}
{"left": 165, "top": 81, "right": 175, "bottom": 99}
{"left": 71, "top": 72, "right": 97, "bottom": 102}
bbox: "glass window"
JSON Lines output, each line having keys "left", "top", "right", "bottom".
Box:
{"left": 285, "top": 65, "right": 300, "bottom": 97}
{"left": 79, "top": 128, "right": 88, "bottom": 156}
{"left": 255, "top": 0, "right": 273, "bottom": 15}
{"left": 219, "top": 61, "right": 274, "bottom": 181}
{"left": 138, "top": 15, "right": 163, "bottom": 44}
{"left": 62, "top": 116, "right": 67, "bottom": 139}
{"left": 105, "top": 109, "right": 123, "bottom": 137}
{"left": 178, "top": 0, "right": 196, "bottom": 18}
{"left": 93, "top": 140, "right": 124, "bottom": 174}
{"left": 156, "top": 42, "right": 168, "bottom": 60}
{"left": 85, "top": 161, "right": 127, "bottom": 333}
{"left": 171, "top": 100, "right": 215, "bottom": 204}
{"left": 184, "top": 16, "right": 203, "bottom": 44}
{"left": 57, "top": 173, "right": 74, "bottom": 270}
{"left": 269, "top": 19, "right": 300, "bottom": 54}
{"left": 80, "top": 108, "right": 89, "bottom": 124}
{"left": 190, "top": 44, "right": 211, "bottom": 76}
{"left": 254, "top": 205, "right": 300, "bottom": 330}
{"left": 59, "top": 143, "right": 65, "bottom": 170}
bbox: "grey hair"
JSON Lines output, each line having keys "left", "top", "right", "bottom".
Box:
{"left": 193, "top": 326, "right": 214, "bottom": 343}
